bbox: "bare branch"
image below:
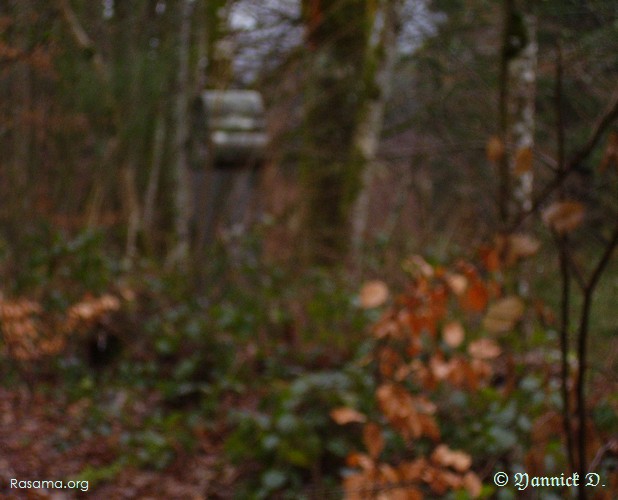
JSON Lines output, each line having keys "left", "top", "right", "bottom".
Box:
{"left": 509, "top": 87, "right": 618, "bottom": 232}
{"left": 56, "top": 0, "right": 109, "bottom": 82}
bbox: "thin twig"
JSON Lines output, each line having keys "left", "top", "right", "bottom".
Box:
{"left": 575, "top": 217, "right": 618, "bottom": 498}
{"left": 553, "top": 43, "right": 576, "bottom": 473}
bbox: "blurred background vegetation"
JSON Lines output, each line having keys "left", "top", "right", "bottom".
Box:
{"left": 0, "top": 0, "right": 617, "bottom": 498}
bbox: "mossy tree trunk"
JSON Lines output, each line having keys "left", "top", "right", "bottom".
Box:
{"left": 300, "top": 0, "right": 371, "bottom": 265}
{"left": 351, "top": 0, "right": 402, "bottom": 271}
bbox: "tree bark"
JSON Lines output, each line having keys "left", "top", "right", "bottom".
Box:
{"left": 167, "top": 0, "right": 195, "bottom": 269}
{"left": 142, "top": 110, "right": 166, "bottom": 252}
{"left": 508, "top": 12, "right": 537, "bottom": 214}
{"left": 351, "top": 0, "right": 402, "bottom": 270}
{"left": 300, "top": 0, "right": 369, "bottom": 265}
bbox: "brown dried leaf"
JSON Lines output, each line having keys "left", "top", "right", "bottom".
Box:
{"left": 600, "top": 131, "right": 618, "bottom": 172}
{"left": 403, "top": 255, "right": 434, "bottom": 278}
{"left": 463, "top": 471, "right": 483, "bottom": 498}
{"left": 468, "top": 338, "right": 501, "bottom": 360}
{"left": 514, "top": 146, "right": 533, "bottom": 175}
{"left": 346, "top": 452, "right": 374, "bottom": 471}
{"left": 431, "top": 444, "right": 472, "bottom": 472}
{"left": 363, "top": 422, "right": 384, "bottom": 459}
{"left": 430, "top": 356, "right": 452, "bottom": 381}
{"left": 486, "top": 135, "right": 504, "bottom": 163}
{"left": 397, "top": 458, "right": 427, "bottom": 482}
{"left": 330, "top": 407, "right": 367, "bottom": 425}
{"left": 503, "top": 233, "right": 541, "bottom": 265}
{"left": 419, "top": 413, "right": 441, "bottom": 441}
{"left": 442, "top": 321, "right": 465, "bottom": 348}
{"left": 460, "top": 280, "right": 489, "bottom": 313}
{"left": 542, "top": 201, "right": 585, "bottom": 234}
{"left": 482, "top": 296, "right": 525, "bottom": 333}
{"left": 359, "top": 280, "right": 389, "bottom": 309}
{"left": 445, "top": 273, "right": 468, "bottom": 295}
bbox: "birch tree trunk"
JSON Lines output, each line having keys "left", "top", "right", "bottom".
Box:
{"left": 498, "top": 0, "right": 537, "bottom": 224}
{"left": 167, "top": 0, "right": 195, "bottom": 269}
{"left": 508, "top": 12, "right": 537, "bottom": 214}
{"left": 351, "top": 0, "right": 402, "bottom": 269}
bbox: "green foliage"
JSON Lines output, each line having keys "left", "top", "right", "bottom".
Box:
{"left": 72, "top": 459, "right": 124, "bottom": 488}
{"left": 11, "top": 226, "right": 121, "bottom": 300}
{"left": 225, "top": 367, "right": 375, "bottom": 499}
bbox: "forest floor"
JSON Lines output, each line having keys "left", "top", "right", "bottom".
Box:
{"left": 0, "top": 386, "right": 237, "bottom": 499}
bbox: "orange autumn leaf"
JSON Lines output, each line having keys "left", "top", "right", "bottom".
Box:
{"left": 397, "top": 458, "right": 428, "bottom": 482}
{"left": 495, "top": 232, "right": 541, "bottom": 267}
{"left": 460, "top": 280, "right": 489, "bottom": 313}
{"left": 482, "top": 296, "right": 525, "bottom": 333}
{"left": 600, "top": 131, "right": 618, "bottom": 172}
{"left": 542, "top": 201, "right": 585, "bottom": 234}
{"left": 346, "top": 452, "right": 374, "bottom": 471}
{"left": 359, "top": 280, "right": 389, "bottom": 309}
{"left": 463, "top": 471, "right": 483, "bottom": 498}
{"left": 514, "top": 146, "right": 533, "bottom": 175}
{"left": 431, "top": 444, "right": 472, "bottom": 472}
{"left": 442, "top": 321, "right": 465, "bottom": 348}
{"left": 403, "top": 254, "right": 434, "bottom": 278}
{"left": 363, "top": 422, "right": 384, "bottom": 459}
{"left": 479, "top": 245, "right": 501, "bottom": 272}
{"left": 486, "top": 135, "right": 504, "bottom": 162}
{"left": 468, "top": 338, "right": 501, "bottom": 360}
{"left": 330, "top": 407, "right": 367, "bottom": 425}
{"left": 444, "top": 273, "right": 468, "bottom": 295}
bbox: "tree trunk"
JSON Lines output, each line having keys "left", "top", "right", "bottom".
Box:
{"left": 351, "top": 0, "right": 402, "bottom": 270}
{"left": 167, "top": 0, "right": 195, "bottom": 269}
{"left": 498, "top": 0, "right": 537, "bottom": 224}
{"left": 142, "top": 110, "right": 166, "bottom": 253}
{"left": 508, "top": 12, "right": 536, "bottom": 214}
{"left": 300, "top": 0, "right": 369, "bottom": 265}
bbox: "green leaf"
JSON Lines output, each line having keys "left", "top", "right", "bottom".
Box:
{"left": 261, "top": 469, "right": 287, "bottom": 492}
